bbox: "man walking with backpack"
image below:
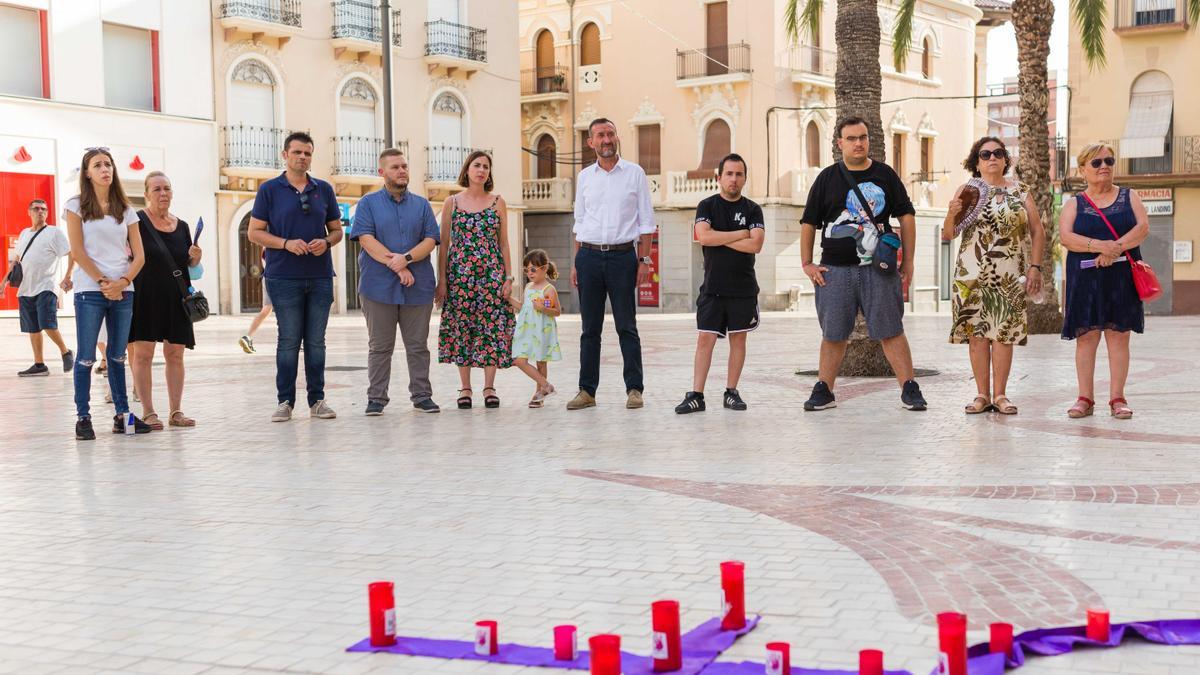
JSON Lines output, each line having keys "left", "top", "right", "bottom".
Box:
{"left": 3, "top": 198, "right": 74, "bottom": 377}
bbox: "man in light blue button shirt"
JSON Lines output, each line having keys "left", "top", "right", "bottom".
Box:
{"left": 349, "top": 148, "right": 441, "bottom": 415}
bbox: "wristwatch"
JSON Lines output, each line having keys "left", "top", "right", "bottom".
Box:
{"left": 404, "top": 253, "right": 413, "bottom": 263}
{"left": 640, "top": 256, "right": 652, "bottom": 265}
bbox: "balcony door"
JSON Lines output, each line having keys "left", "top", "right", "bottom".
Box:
{"left": 228, "top": 59, "right": 278, "bottom": 168}
{"left": 430, "top": 92, "right": 467, "bottom": 181}
{"left": 705, "top": 1, "right": 728, "bottom": 76}
{"left": 428, "top": 0, "right": 459, "bottom": 24}
{"left": 536, "top": 134, "right": 556, "bottom": 179}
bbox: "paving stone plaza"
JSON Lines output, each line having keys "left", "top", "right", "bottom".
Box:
{"left": 1, "top": 313, "right": 1198, "bottom": 674}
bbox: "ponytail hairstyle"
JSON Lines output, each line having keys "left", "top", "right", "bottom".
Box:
{"left": 523, "top": 248, "right": 558, "bottom": 280}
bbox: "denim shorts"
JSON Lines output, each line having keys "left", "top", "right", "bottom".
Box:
{"left": 814, "top": 265, "right": 904, "bottom": 341}
{"left": 18, "top": 290, "right": 58, "bottom": 333}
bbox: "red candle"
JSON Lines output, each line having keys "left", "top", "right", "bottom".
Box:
{"left": 554, "top": 624, "right": 578, "bottom": 661}
{"left": 367, "top": 581, "right": 396, "bottom": 647}
{"left": 936, "top": 612, "right": 967, "bottom": 675}
{"left": 589, "top": 634, "right": 621, "bottom": 675}
{"left": 765, "top": 642, "right": 790, "bottom": 675}
{"left": 859, "top": 649, "right": 883, "bottom": 675}
{"left": 1086, "top": 608, "right": 1110, "bottom": 642}
{"left": 989, "top": 622, "right": 1013, "bottom": 656}
{"left": 719, "top": 561, "right": 746, "bottom": 630}
{"left": 475, "top": 620, "right": 498, "bottom": 656}
{"left": 651, "top": 600, "right": 682, "bottom": 671}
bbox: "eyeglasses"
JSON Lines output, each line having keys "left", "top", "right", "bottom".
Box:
{"left": 979, "top": 148, "right": 1007, "bottom": 161}
{"left": 524, "top": 265, "right": 545, "bottom": 273}
{"left": 298, "top": 192, "right": 311, "bottom": 215}
{"left": 842, "top": 134, "right": 869, "bottom": 144}
{"left": 1089, "top": 156, "right": 1116, "bottom": 169}
{"left": 29, "top": 205, "right": 48, "bottom": 212}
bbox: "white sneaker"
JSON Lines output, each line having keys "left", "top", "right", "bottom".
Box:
{"left": 310, "top": 400, "right": 336, "bottom": 419}
{"left": 271, "top": 402, "right": 293, "bottom": 422}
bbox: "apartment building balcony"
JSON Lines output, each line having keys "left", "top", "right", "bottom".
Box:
{"left": 1105, "top": 136, "right": 1200, "bottom": 187}
{"left": 1113, "top": 0, "right": 1190, "bottom": 34}
{"left": 787, "top": 44, "right": 835, "bottom": 92}
{"left": 521, "top": 66, "right": 569, "bottom": 103}
{"left": 330, "top": 0, "right": 401, "bottom": 58}
{"left": 329, "top": 135, "right": 398, "bottom": 185}
{"left": 424, "top": 19, "right": 487, "bottom": 77}
{"left": 522, "top": 177, "right": 573, "bottom": 213}
{"left": 675, "top": 42, "right": 751, "bottom": 88}
{"left": 220, "top": 124, "right": 284, "bottom": 180}
{"left": 217, "top": 0, "right": 303, "bottom": 45}
{"left": 663, "top": 171, "right": 719, "bottom": 207}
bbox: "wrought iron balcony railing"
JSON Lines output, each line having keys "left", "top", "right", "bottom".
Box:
{"left": 331, "top": 0, "right": 401, "bottom": 46}
{"left": 787, "top": 44, "right": 835, "bottom": 79}
{"left": 1114, "top": 0, "right": 1188, "bottom": 28}
{"left": 676, "top": 42, "right": 751, "bottom": 80}
{"left": 425, "top": 144, "right": 487, "bottom": 183}
{"left": 222, "top": 124, "right": 285, "bottom": 170}
{"left": 521, "top": 65, "right": 569, "bottom": 96}
{"left": 218, "top": 0, "right": 302, "bottom": 28}
{"left": 425, "top": 19, "right": 487, "bottom": 63}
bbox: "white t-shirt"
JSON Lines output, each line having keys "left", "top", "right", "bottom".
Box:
{"left": 63, "top": 196, "right": 138, "bottom": 293}
{"left": 11, "top": 225, "right": 70, "bottom": 297}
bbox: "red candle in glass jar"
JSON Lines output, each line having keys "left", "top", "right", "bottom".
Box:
{"left": 719, "top": 561, "right": 746, "bottom": 630}
{"left": 859, "top": 649, "right": 883, "bottom": 675}
{"left": 589, "top": 634, "right": 621, "bottom": 675}
{"left": 989, "top": 622, "right": 1013, "bottom": 656}
{"left": 936, "top": 612, "right": 967, "bottom": 675}
{"left": 475, "top": 620, "right": 498, "bottom": 656}
{"left": 554, "top": 624, "right": 578, "bottom": 661}
{"left": 1086, "top": 608, "right": 1110, "bottom": 642}
{"left": 651, "top": 600, "right": 682, "bottom": 671}
{"left": 765, "top": 642, "right": 790, "bottom": 675}
{"left": 367, "top": 581, "right": 396, "bottom": 647}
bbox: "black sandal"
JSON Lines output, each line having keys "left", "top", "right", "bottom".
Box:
{"left": 483, "top": 387, "right": 500, "bottom": 409}
{"left": 456, "top": 388, "right": 472, "bottom": 409}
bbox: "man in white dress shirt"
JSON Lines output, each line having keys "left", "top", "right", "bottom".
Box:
{"left": 566, "top": 118, "right": 656, "bottom": 410}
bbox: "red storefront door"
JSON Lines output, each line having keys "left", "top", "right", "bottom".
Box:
{"left": 1, "top": 173, "right": 56, "bottom": 310}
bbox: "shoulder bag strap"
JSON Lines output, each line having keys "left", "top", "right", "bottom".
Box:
{"left": 138, "top": 212, "right": 192, "bottom": 299}
{"left": 836, "top": 161, "right": 893, "bottom": 234}
{"left": 1078, "top": 191, "right": 1122, "bottom": 241}
{"left": 16, "top": 226, "right": 46, "bottom": 262}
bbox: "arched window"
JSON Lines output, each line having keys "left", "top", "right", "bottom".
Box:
{"left": 805, "top": 121, "right": 821, "bottom": 168}
{"left": 693, "top": 118, "right": 731, "bottom": 177}
{"left": 430, "top": 91, "right": 467, "bottom": 181}
{"left": 339, "top": 77, "right": 379, "bottom": 139}
{"left": 230, "top": 59, "right": 276, "bottom": 128}
{"left": 921, "top": 37, "right": 933, "bottom": 79}
{"left": 580, "top": 23, "right": 601, "bottom": 66}
{"left": 536, "top": 134, "right": 557, "bottom": 179}
{"left": 1124, "top": 70, "right": 1174, "bottom": 172}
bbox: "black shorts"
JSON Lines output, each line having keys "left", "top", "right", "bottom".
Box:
{"left": 696, "top": 293, "right": 759, "bottom": 338}
{"left": 18, "top": 291, "right": 58, "bottom": 333}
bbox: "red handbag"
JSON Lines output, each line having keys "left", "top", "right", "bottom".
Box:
{"left": 1080, "top": 192, "right": 1162, "bottom": 303}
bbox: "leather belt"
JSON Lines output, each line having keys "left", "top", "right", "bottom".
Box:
{"left": 579, "top": 241, "right": 635, "bottom": 252}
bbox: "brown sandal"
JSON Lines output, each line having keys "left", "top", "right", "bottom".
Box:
{"left": 964, "top": 395, "right": 992, "bottom": 414}
{"left": 168, "top": 410, "right": 195, "bottom": 427}
{"left": 992, "top": 395, "right": 1018, "bottom": 415}
{"left": 142, "top": 412, "right": 165, "bottom": 431}
{"left": 1109, "top": 397, "right": 1133, "bottom": 419}
{"left": 1068, "top": 396, "right": 1095, "bottom": 418}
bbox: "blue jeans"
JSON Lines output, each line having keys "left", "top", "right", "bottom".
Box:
{"left": 267, "top": 277, "right": 333, "bottom": 408}
{"left": 74, "top": 291, "right": 134, "bottom": 418}
{"left": 574, "top": 246, "right": 643, "bottom": 396}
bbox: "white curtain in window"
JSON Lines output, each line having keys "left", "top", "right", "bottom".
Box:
{"left": 103, "top": 23, "right": 154, "bottom": 111}
{"left": 1120, "top": 71, "right": 1173, "bottom": 159}
{"left": 428, "top": 0, "right": 459, "bottom": 23}
{"left": 0, "top": 6, "right": 43, "bottom": 98}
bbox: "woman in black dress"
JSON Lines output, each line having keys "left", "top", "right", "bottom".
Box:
{"left": 129, "top": 171, "right": 202, "bottom": 429}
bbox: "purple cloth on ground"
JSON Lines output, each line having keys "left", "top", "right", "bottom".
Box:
{"left": 963, "top": 619, "right": 1200, "bottom": 670}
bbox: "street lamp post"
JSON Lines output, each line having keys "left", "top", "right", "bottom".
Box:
{"left": 380, "top": 0, "right": 394, "bottom": 148}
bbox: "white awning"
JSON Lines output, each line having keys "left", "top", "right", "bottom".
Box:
{"left": 1120, "top": 92, "right": 1173, "bottom": 159}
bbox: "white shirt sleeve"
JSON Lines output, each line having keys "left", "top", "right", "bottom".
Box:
{"left": 634, "top": 166, "right": 655, "bottom": 235}
{"left": 572, "top": 167, "right": 588, "bottom": 236}
{"left": 62, "top": 196, "right": 81, "bottom": 220}
{"left": 51, "top": 227, "right": 71, "bottom": 257}
{"left": 122, "top": 207, "right": 139, "bottom": 227}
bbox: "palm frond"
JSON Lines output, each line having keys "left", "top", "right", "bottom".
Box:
{"left": 1071, "top": 0, "right": 1108, "bottom": 71}
{"left": 891, "top": 0, "right": 917, "bottom": 71}
{"left": 1191, "top": 0, "right": 1199, "bottom": 26}
{"left": 784, "top": 0, "right": 823, "bottom": 44}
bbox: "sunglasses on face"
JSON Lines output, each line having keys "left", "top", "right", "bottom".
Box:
{"left": 1090, "top": 156, "right": 1116, "bottom": 168}
{"left": 979, "top": 148, "right": 1007, "bottom": 160}
{"left": 298, "top": 192, "right": 311, "bottom": 215}
{"left": 524, "top": 265, "right": 545, "bottom": 273}
{"left": 29, "top": 206, "right": 48, "bottom": 212}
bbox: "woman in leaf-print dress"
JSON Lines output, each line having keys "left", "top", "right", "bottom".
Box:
{"left": 435, "top": 150, "right": 515, "bottom": 409}
{"left": 943, "top": 137, "right": 1046, "bottom": 416}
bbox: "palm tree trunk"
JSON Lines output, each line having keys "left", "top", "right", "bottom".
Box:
{"left": 836, "top": 0, "right": 894, "bottom": 375}
{"left": 1013, "top": 0, "right": 1064, "bottom": 334}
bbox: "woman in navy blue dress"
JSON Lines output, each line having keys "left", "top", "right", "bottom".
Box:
{"left": 1059, "top": 142, "right": 1150, "bottom": 419}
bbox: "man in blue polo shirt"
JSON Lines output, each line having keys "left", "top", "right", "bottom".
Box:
{"left": 350, "top": 148, "right": 441, "bottom": 416}
{"left": 247, "top": 131, "right": 345, "bottom": 422}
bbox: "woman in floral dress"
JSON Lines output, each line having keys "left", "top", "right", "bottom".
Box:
{"left": 943, "top": 137, "right": 1046, "bottom": 415}
{"left": 436, "top": 151, "right": 515, "bottom": 409}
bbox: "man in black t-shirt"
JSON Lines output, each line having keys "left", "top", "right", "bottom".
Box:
{"left": 675, "top": 153, "right": 764, "bottom": 415}
{"left": 799, "top": 117, "right": 927, "bottom": 412}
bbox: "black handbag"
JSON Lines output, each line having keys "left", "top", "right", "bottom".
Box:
{"left": 140, "top": 213, "right": 209, "bottom": 323}
{"left": 4, "top": 226, "right": 46, "bottom": 289}
{"left": 837, "top": 162, "right": 901, "bottom": 274}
